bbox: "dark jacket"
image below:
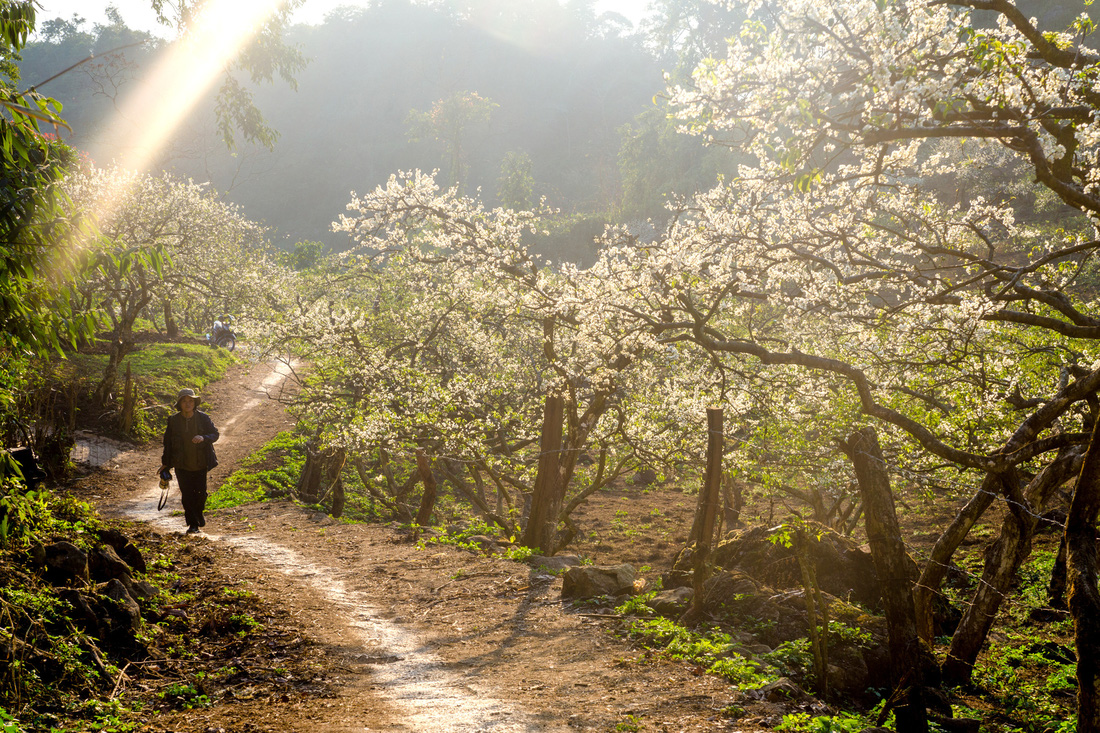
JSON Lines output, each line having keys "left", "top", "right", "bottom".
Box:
{"left": 161, "top": 410, "right": 219, "bottom": 471}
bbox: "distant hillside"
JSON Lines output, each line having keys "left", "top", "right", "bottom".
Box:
{"left": 21, "top": 0, "right": 681, "bottom": 252}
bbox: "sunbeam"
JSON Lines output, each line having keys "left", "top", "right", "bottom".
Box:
{"left": 90, "top": 0, "right": 284, "bottom": 227}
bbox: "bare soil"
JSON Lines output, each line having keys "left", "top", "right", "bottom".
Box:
{"left": 65, "top": 360, "right": 802, "bottom": 732}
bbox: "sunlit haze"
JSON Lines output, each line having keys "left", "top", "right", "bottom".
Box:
{"left": 72, "top": 0, "right": 285, "bottom": 229}
{"left": 34, "top": 0, "right": 651, "bottom": 37}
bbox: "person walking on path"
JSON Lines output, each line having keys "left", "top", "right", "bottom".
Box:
{"left": 160, "top": 388, "right": 219, "bottom": 534}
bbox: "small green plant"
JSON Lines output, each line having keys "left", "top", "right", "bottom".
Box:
{"left": 2, "top": 587, "right": 63, "bottom": 620}
{"left": 764, "top": 638, "right": 813, "bottom": 676}
{"left": 0, "top": 706, "right": 23, "bottom": 733}
{"left": 74, "top": 697, "right": 142, "bottom": 732}
{"left": 229, "top": 613, "right": 264, "bottom": 637}
{"left": 503, "top": 545, "right": 534, "bottom": 562}
{"left": 158, "top": 681, "right": 212, "bottom": 710}
{"left": 722, "top": 704, "right": 745, "bottom": 718}
{"left": 616, "top": 590, "right": 658, "bottom": 617}
{"left": 774, "top": 711, "right": 872, "bottom": 732}
{"left": 615, "top": 714, "right": 644, "bottom": 731}
{"left": 220, "top": 587, "right": 255, "bottom": 600}
{"left": 214, "top": 666, "right": 240, "bottom": 679}
{"left": 151, "top": 556, "right": 174, "bottom": 571}
{"left": 827, "top": 620, "right": 872, "bottom": 647}
{"left": 422, "top": 518, "right": 499, "bottom": 552}
{"left": 776, "top": 712, "right": 812, "bottom": 731}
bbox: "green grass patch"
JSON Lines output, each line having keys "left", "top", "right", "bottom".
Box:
{"left": 210, "top": 431, "right": 305, "bottom": 511}
{"left": 63, "top": 341, "right": 235, "bottom": 404}
{"left": 975, "top": 630, "right": 1077, "bottom": 732}
{"left": 54, "top": 339, "right": 237, "bottom": 441}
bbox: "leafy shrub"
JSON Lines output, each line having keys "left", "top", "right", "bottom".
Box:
{"left": 0, "top": 485, "right": 51, "bottom": 547}
{"left": 0, "top": 707, "right": 23, "bottom": 733}
{"left": 615, "top": 590, "right": 659, "bottom": 617}
{"left": 620, "top": 617, "right": 776, "bottom": 688}
{"left": 775, "top": 712, "right": 872, "bottom": 732}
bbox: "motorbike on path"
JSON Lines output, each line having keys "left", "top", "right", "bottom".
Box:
{"left": 206, "top": 316, "right": 237, "bottom": 352}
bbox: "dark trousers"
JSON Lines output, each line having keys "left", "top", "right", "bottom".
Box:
{"left": 176, "top": 468, "right": 208, "bottom": 529}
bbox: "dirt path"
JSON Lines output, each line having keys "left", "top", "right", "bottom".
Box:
{"left": 75, "top": 360, "right": 764, "bottom": 732}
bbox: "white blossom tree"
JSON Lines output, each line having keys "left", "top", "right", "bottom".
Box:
{"left": 252, "top": 171, "right": 722, "bottom": 549}
{"left": 575, "top": 0, "right": 1100, "bottom": 727}
{"left": 65, "top": 165, "right": 279, "bottom": 404}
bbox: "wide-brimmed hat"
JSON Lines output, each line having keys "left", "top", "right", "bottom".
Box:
{"left": 175, "top": 388, "right": 201, "bottom": 409}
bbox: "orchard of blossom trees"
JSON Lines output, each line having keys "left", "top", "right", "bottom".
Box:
{"left": 249, "top": 1, "right": 1100, "bottom": 731}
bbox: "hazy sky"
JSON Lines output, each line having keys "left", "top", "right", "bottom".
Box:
{"left": 34, "top": 0, "right": 652, "bottom": 37}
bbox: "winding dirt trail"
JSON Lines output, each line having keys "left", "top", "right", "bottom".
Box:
{"left": 75, "top": 359, "right": 761, "bottom": 732}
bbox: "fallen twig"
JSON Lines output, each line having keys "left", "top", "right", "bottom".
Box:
{"left": 110, "top": 662, "right": 131, "bottom": 700}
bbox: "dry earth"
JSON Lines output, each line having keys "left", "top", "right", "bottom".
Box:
{"left": 64, "top": 359, "right": 808, "bottom": 733}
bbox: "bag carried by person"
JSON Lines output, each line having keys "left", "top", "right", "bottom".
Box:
{"left": 158, "top": 467, "right": 172, "bottom": 511}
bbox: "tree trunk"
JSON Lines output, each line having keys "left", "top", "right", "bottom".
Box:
{"left": 840, "top": 427, "right": 927, "bottom": 733}
{"left": 522, "top": 394, "right": 565, "bottom": 553}
{"left": 297, "top": 442, "right": 325, "bottom": 504}
{"left": 93, "top": 293, "right": 149, "bottom": 409}
{"left": 721, "top": 471, "right": 741, "bottom": 530}
{"left": 1049, "top": 532, "right": 1069, "bottom": 608}
{"left": 913, "top": 474, "right": 998, "bottom": 642}
{"left": 943, "top": 449, "right": 1083, "bottom": 686}
{"left": 1068, "top": 418, "right": 1100, "bottom": 733}
{"left": 120, "top": 362, "right": 136, "bottom": 436}
{"left": 796, "top": 531, "right": 830, "bottom": 702}
{"left": 325, "top": 448, "right": 346, "bottom": 518}
{"left": 942, "top": 470, "right": 1027, "bottom": 686}
{"left": 414, "top": 448, "right": 437, "bottom": 526}
{"left": 685, "top": 408, "right": 723, "bottom": 623}
{"left": 93, "top": 337, "right": 135, "bottom": 408}
{"left": 163, "top": 300, "right": 178, "bottom": 338}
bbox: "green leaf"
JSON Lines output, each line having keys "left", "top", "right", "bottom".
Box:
{"left": 0, "top": 99, "right": 71, "bottom": 132}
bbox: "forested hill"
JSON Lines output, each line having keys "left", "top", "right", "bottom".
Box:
{"left": 18, "top": 0, "right": 736, "bottom": 257}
